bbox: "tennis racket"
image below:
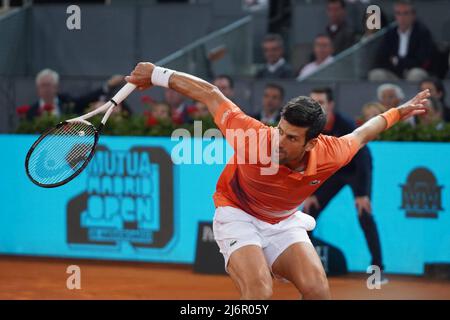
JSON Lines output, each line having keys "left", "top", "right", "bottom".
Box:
{"left": 25, "top": 82, "right": 136, "bottom": 188}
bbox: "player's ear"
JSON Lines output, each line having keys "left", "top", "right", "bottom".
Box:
{"left": 304, "top": 138, "right": 318, "bottom": 152}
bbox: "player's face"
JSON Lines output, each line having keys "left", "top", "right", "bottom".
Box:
{"left": 275, "top": 118, "right": 317, "bottom": 166}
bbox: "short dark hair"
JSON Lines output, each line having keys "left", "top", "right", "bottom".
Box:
{"left": 394, "top": 0, "right": 416, "bottom": 12}
{"left": 315, "top": 33, "right": 332, "bottom": 41}
{"left": 265, "top": 83, "right": 285, "bottom": 100}
{"left": 395, "top": 0, "right": 414, "bottom": 6}
{"left": 262, "top": 33, "right": 284, "bottom": 47}
{"left": 310, "top": 87, "right": 334, "bottom": 102}
{"left": 214, "top": 74, "right": 234, "bottom": 89}
{"left": 327, "top": 0, "right": 346, "bottom": 9}
{"left": 280, "top": 96, "right": 327, "bottom": 142}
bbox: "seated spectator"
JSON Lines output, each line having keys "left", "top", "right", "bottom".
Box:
{"left": 416, "top": 97, "right": 445, "bottom": 129}
{"left": 152, "top": 102, "right": 171, "bottom": 121}
{"left": 23, "top": 69, "right": 125, "bottom": 120}
{"left": 419, "top": 77, "right": 449, "bottom": 122}
{"left": 325, "top": 0, "right": 357, "bottom": 55}
{"left": 377, "top": 83, "right": 415, "bottom": 125}
{"left": 377, "top": 83, "right": 404, "bottom": 109}
{"left": 357, "top": 102, "right": 386, "bottom": 125}
{"left": 297, "top": 34, "right": 334, "bottom": 81}
{"left": 163, "top": 88, "right": 196, "bottom": 124}
{"left": 213, "top": 75, "right": 235, "bottom": 100}
{"left": 252, "top": 83, "right": 284, "bottom": 126}
{"left": 368, "top": 0, "right": 436, "bottom": 82}
{"left": 256, "top": 33, "right": 294, "bottom": 79}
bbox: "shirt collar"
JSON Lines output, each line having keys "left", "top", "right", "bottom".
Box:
{"left": 304, "top": 148, "right": 318, "bottom": 176}
{"left": 267, "top": 58, "right": 286, "bottom": 73}
{"left": 397, "top": 27, "right": 412, "bottom": 36}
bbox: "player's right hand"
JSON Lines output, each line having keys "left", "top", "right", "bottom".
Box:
{"left": 126, "top": 62, "right": 155, "bottom": 90}
{"left": 302, "top": 196, "right": 320, "bottom": 213}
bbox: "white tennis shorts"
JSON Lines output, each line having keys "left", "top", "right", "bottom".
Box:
{"left": 213, "top": 206, "right": 316, "bottom": 272}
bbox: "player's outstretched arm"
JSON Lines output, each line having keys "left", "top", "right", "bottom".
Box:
{"left": 350, "top": 89, "right": 430, "bottom": 148}
{"left": 125, "top": 62, "right": 228, "bottom": 118}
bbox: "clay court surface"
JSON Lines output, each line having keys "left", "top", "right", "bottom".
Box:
{"left": 0, "top": 256, "right": 449, "bottom": 300}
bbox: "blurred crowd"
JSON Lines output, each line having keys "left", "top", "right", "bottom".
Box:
{"left": 16, "top": 0, "right": 450, "bottom": 132}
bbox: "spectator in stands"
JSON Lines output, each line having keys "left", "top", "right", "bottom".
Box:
{"left": 419, "top": 77, "right": 449, "bottom": 122}
{"left": 256, "top": 33, "right": 294, "bottom": 79}
{"left": 213, "top": 75, "right": 235, "bottom": 100}
{"left": 297, "top": 34, "right": 334, "bottom": 81}
{"left": 377, "top": 83, "right": 416, "bottom": 126}
{"left": 416, "top": 97, "right": 445, "bottom": 129}
{"left": 325, "top": 0, "right": 357, "bottom": 55}
{"left": 252, "top": 83, "right": 284, "bottom": 126}
{"left": 358, "top": 102, "right": 386, "bottom": 125}
{"left": 152, "top": 102, "right": 171, "bottom": 121}
{"left": 163, "top": 88, "right": 196, "bottom": 124}
{"left": 368, "top": 0, "right": 436, "bottom": 82}
{"left": 377, "top": 83, "right": 404, "bottom": 109}
{"left": 304, "top": 87, "right": 387, "bottom": 284}
{"left": 25, "top": 69, "right": 124, "bottom": 120}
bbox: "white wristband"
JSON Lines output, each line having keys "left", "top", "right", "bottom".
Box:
{"left": 151, "top": 66, "right": 175, "bottom": 88}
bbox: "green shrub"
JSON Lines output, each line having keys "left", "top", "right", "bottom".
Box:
{"left": 15, "top": 114, "right": 218, "bottom": 136}
{"left": 16, "top": 115, "right": 450, "bottom": 142}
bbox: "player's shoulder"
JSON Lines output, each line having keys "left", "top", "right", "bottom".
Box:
{"left": 315, "top": 133, "right": 356, "bottom": 152}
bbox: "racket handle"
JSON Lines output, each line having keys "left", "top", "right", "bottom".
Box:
{"left": 110, "top": 83, "right": 136, "bottom": 105}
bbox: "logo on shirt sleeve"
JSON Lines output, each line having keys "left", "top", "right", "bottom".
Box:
{"left": 309, "top": 180, "right": 321, "bottom": 186}
{"left": 221, "top": 110, "right": 231, "bottom": 125}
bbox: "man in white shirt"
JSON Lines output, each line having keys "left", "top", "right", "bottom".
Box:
{"left": 368, "top": 0, "right": 435, "bottom": 82}
{"left": 297, "top": 35, "right": 335, "bottom": 81}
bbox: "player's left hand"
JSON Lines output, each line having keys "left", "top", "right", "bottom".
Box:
{"left": 355, "top": 196, "right": 372, "bottom": 215}
{"left": 397, "top": 89, "right": 431, "bottom": 120}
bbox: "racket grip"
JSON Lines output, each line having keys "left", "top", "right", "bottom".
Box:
{"left": 110, "top": 83, "right": 136, "bottom": 105}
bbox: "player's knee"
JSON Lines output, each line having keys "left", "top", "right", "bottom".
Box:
{"left": 300, "top": 268, "right": 330, "bottom": 299}
{"left": 241, "top": 275, "right": 273, "bottom": 300}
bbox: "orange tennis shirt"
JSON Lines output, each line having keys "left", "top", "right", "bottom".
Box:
{"left": 213, "top": 100, "right": 360, "bottom": 224}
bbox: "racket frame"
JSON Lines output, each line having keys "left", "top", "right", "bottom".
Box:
{"left": 25, "top": 82, "right": 136, "bottom": 188}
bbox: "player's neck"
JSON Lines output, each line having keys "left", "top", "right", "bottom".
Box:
{"left": 285, "top": 151, "right": 308, "bottom": 172}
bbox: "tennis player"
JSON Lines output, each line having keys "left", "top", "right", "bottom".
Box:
{"left": 126, "top": 63, "right": 429, "bottom": 300}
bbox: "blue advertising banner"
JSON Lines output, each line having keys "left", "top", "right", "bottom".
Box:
{"left": 0, "top": 134, "right": 449, "bottom": 275}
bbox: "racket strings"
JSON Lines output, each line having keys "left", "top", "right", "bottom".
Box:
{"left": 27, "top": 122, "right": 97, "bottom": 186}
